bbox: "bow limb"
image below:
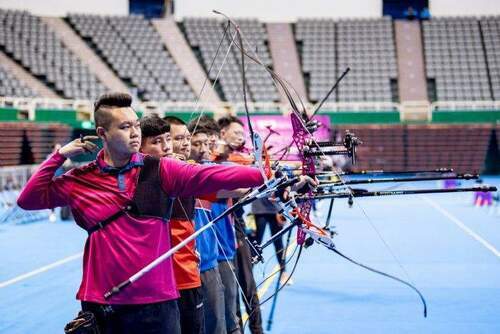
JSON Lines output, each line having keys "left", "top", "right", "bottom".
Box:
{"left": 187, "top": 20, "right": 237, "bottom": 135}
{"left": 238, "top": 34, "right": 267, "bottom": 181}
{"left": 213, "top": 10, "right": 309, "bottom": 120}
{"left": 215, "top": 13, "right": 268, "bottom": 180}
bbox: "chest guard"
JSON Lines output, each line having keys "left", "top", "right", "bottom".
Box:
{"left": 87, "top": 156, "right": 174, "bottom": 235}
{"left": 129, "top": 156, "right": 174, "bottom": 220}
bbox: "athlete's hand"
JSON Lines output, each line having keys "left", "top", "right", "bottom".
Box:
{"left": 292, "top": 175, "right": 318, "bottom": 193}
{"left": 275, "top": 175, "right": 317, "bottom": 202}
{"left": 58, "top": 136, "right": 99, "bottom": 158}
{"left": 215, "top": 139, "right": 230, "bottom": 156}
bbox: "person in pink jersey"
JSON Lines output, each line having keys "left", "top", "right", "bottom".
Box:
{"left": 16, "top": 93, "right": 265, "bottom": 334}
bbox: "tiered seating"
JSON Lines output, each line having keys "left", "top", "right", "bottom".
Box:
{"left": 0, "top": 65, "right": 37, "bottom": 97}
{"left": 334, "top": 126, "right": 405, "bottom": 170}
{"left": 68, "top": 14, "right": 195, "bottom": 102}
{"left": 182, "top": 18, "right": 279, "bottom": 102}
{"left": 422, "top": 17, "right": 491, "bottom": 101}
{"left": 406, "top": 125, "right": 491, "bottom": 172}
{"left": 336, "top": 18, "right": 397, "bottom": 102}
{"left": 480, "top": 16, "right": 500, "bottom": 100}
{"left": 0, "top": 9, "right": 106, "bottom": 99}
{"left": 295, "top": 19, "right": 336, "bottom": 102}
{"left": 0, "top": 122, "right": 71, "bottom": 166}
{"left": 296, "top": 18, "right": 397, "bottom": 103}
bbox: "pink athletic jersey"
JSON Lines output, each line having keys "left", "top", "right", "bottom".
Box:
{"left": 17, "top": 150, "right": 263, "bottom": 304}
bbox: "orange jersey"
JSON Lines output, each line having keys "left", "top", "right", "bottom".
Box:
{"left": 228, "top": 150, "right": 272, "bottom": 178}
{"left": 170, "top": 197, "right": 201, "bottom": 290}
{"left": 170, "top": 217, "right": 201, "bottom": 290}
{"left": 227, "top": 151, "right": 254, "bottom": 165}
{"left": 210, "top": 151, "right": 254, "bottom": 165}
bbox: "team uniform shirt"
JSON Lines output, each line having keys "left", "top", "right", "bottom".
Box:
{"left": 194, "top": 199, "right": 218, "bottom": 272}
{"left": 212, "top": 198, "right": 237, "bottom": 262}
{"left": 17, "top": 150, "right": 264, "bottom": 305}
{"left": 209, "top": 154, "right": 253, "bottom": 263}
{"left": 170, "top": 197, "right": 201, "bottom": 290}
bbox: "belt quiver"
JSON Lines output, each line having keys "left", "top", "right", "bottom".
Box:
{"left": 64, "top": 311, "right": 100, "bottom": 334}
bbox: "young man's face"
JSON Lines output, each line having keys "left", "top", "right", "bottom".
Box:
{"left": 170, "top": 123, "right": 191, "bottom": 160}
{"left": 190, "top": 132, "right": 210, "bottom": 162}
{"left": 220, "top": 122, "right": 245, "bottom": 150}
{"left": 141, "top": 132, "right": 172, "bottom": 158}
{"left": 98, "top": 107, "right": 141, "bottom": 156}
{"left": 208, "top": 131, "right": 219, "bottom": 153}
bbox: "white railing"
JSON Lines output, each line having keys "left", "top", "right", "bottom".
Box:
{"left": 0, "top": 96, "right": 401, "bottom": 114}
{"left": 140, "top": 100, "right": 222, "bottom": 115}
{"left": 3, "top": 96, "right": 500, "bottom": 120}
{"left": 0, "top": 96, "right": 94, "bottom": 110}
{"left": 431, "top": 100, "right": 500, "bottom": 111}
{"left": 314, "top": 101, "right": 400, "bottom": 112}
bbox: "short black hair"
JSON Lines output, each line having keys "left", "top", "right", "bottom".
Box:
{"left": 188, "top": 115, "right": 219, "bottom": 136}
{"left": 217, "top": 116, "right": 243, "bottom": 130}
{"left": 188, "top": 124, "right": 212, "bottom": 136}
{"left": 163, "top": 115, "right": 186, "bottom": 126}
{"left": 94, "top": 92, "right": 133, "bottom": 129}
{"left": 140, "top": 114, "right": 170, "bottom": 139}
{"left": 198, "top": 115, "right": 220, "bottom": 134}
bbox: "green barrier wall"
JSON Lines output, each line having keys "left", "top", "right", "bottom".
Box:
{"left": 236, "top": 111, "right": 281, "bottom": 116}
{"left": 432, "top": 110, "right": 500, "bottom": 123}
{"left": 0, "top": 107, "right": 21, "bottom": 121}
{"left": 165, "top": 111, "right": 214, "bottom": 123}
{"left": 3, "top": 107, "right": 500, "bottom": 128}
{"left": 320, "top": 111, "right": 401, "bottom": 124}
{"left": 35, "top": 108, "right": 80, "bottom": 127}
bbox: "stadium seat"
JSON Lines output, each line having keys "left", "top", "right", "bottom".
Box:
{"left": 67, "top": 13, "right": 195, "bottom": 102}
{"left": 0, "top": 9, "right": 107, "bottom": 99}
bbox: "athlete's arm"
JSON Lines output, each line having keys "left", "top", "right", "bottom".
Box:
{"left": 17, "top": 151, "right": 72, "bottom": 210}
{"left": 159, "top": 158, "right": 264, "bottom": 198}
{"left": 17, "top": 136, "right": 98, "bottom": 210}
{"left": 216, "top": 188, "right": 249, "bottom": 199}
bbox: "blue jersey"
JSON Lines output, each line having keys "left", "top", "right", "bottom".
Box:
{"left": 211, "top": 199, "right": 237, "bottom": 261}
{"left": 194, "top": 199, "right": 219, "bottom": 272}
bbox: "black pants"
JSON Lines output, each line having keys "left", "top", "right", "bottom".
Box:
{"left": 253, "top": 213, "right": 285, "bottom": 268}
{"left": 178, "top": 287, "right": 205, "bottom": 334}
{"left": 81, "top": 300, "right": 180, "bottom": 334}
{"left": 234, "top": 218, "right": 263, "bottom": 334}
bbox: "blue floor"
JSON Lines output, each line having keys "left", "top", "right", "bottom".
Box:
{"left": 1, "top": 178, "right": 499, "bottom": 333}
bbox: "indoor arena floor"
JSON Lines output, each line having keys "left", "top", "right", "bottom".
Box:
{"left": 1, "top": 178, "right": 499, "bottom": 334}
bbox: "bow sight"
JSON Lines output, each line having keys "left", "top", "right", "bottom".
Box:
{"left": 303, "top": 130, "right": 362, "bottom": 164}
